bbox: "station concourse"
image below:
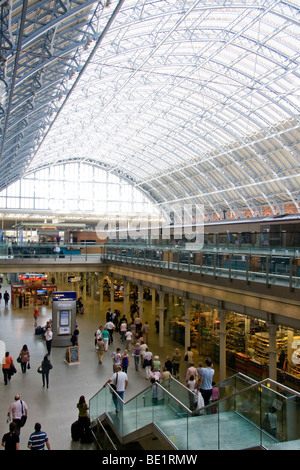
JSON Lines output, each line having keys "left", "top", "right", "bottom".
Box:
{"left": 0, "top": 281, "right": 215, "bottom": 451}
{"left": 0, "top": 0, "right": 299, "bottom": 454}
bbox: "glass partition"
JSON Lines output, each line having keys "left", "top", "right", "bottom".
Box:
{"left": 152, "top": 386, "right": 190, "bottom": 450}
{"left": 89, "top": 374, "right": 300, "bottom": 450}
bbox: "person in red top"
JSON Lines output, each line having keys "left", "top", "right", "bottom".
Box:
{"left": 34, "top": 308, "right": 39, "bottom": 327}
{"left": 2, "top": 352, "right": 14, "bottom": 385}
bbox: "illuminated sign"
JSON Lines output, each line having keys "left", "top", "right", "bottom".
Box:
{"left": 53, "top": 292, "right": 76, "bottom": 301}
{"left": 20, "top": 273, "right": 47, "bottom": 281}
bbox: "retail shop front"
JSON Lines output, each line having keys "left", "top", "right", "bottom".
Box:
{"left": 11, "top": 273, "right": 57, "bottom": 308}
{"left": 168, "top": 299, "right": 300, "bottom": 391}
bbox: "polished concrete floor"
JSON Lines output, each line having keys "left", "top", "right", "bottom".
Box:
{"left": 0, "top": 284, "right": 218, "bottom": 451}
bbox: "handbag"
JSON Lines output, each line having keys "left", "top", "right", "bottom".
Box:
{"left": 20, "top": 401, "right": 27, "bottom": 427}
{"left": 110, "top": 373, "right": 118, "bottom": 392}
{"left": 17, "top": 356, "right": 21, "bottom": 363}
{"left": 10, "top": 363, "right": 17, "bottom": 375}
{"left": 37, "top": 366, "right": 43, "bottom": 374}
{"left": 196, "top": 392, "right": 205, "bottom": 414}
{"left": 27, "top": 362, "right": 31, "bottom": 370}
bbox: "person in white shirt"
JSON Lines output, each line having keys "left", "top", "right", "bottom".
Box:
{"left": 96, "top": 326, "right": 102, "bottom": 341}
{"left": 105, "top": 365, "right": 128, "bottom": 412}
{"left": 105, "top": 321, "right": 115, "bottom": 345}
{"left": 139, "top": 341, "right": 148, "bottom": 366}
{"left": 45, "top": 327, "right": 53, "bottom": 355}
{"left": 7, "top": 395, "right": 28, "bottom": 436}
{"left": 143, "top": 349, "right": 153, "bottom": 379}
{"left": 125, "top": 330, "right": 133, "bottom": 351}
{"left": 120, "top": 321, "right": 127, "bottom": 343}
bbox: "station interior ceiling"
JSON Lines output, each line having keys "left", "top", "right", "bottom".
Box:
{"left": 0, "top": 1, "right": 299, "bottom": 227}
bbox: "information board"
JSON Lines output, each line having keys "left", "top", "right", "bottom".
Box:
{"left": 65, "top": 346, "right": 79, "bottom": 365}
{"left": 52, "top": 292, "right": 76, "bottom": 347}
{"left": 53, "top": 292, "right": 77, "bottom": 301}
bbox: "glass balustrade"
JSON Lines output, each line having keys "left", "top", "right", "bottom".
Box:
{"left": 89, "top": 374, "right": 300, "bottom": 450}
{"left": 1, "top": 240, "right": 299, "bottom": 289}
{"left": 104, "top": 246, "right": 300, "bottom": 289}
{"left": 0, "top": 242, "right": 104, "bottom": 261}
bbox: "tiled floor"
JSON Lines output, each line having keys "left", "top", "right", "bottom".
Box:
{"left": 0, "top": 283, "right": 216, "bottom": 451}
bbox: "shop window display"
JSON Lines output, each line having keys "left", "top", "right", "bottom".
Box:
{"left": 168, "top": 299, "right": 300, "bottom": 390}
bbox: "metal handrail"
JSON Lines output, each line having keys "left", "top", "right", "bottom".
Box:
{"left": 91, "top": 372, "right": 300, "bottom": 420}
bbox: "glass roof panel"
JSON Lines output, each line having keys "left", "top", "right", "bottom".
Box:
{"left": 0, "top": 0, "right": 299, "bottom": 219}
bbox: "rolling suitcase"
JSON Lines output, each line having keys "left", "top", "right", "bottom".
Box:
{"left": 71, "top": 421, "right": 80, "bottom": 441}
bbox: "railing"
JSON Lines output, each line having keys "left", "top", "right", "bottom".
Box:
{"left": 1, "top": 241, "right": 300, "bottom": 289}
{"left": 89, "top": 373, "right": 300, "bottom": 450}
{"left": 0, "top": 242, "right": 104, "bottom": 262}
{"left": 104, "top": 246, "right": 300, "bottom": 290}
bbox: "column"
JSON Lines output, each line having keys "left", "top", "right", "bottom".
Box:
{"left": 151, "top": 288, "right": 156, "bottom": 317}
{"left": 82, "top": 273, "right": 87, "bottom": 301}
{"left": 138, "top": 285, "right": 144, "bottom": 320}
{"left": 98, "top": 275, "right": 104, "bottom": 313}
{"left": 90, "top": 273, "right": 95, "bottom": 300}
{"left": 158, "top": 291, "right": 165, "bottom": 347}
{"left": 244, "top": 317, "right": 251, "bottom": 354}
{"left": 184, "top": 298, "right": 190, "bottom": 351}
{"left": 110, "top": 276, "right": 114, "bottom": 312}
{"left": 266, "top": 321, "right": 278, "bottom": 382}
{"left": 218, "top": 310, "right": 227, "bottom": 383}
{"left": 123, "top": 280, "right": 130, "bottom": 317}
{"left": 287, "top": 328, "right": 293, "bottom": 374}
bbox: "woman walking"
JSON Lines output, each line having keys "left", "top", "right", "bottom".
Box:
{"left": 40, "top": 355, "right": 53, "bottom": 388}
{"left": 2, "top": 352, "right": 15, "bottom": 385}
{"left": 19, "top": 345, "right": 30, "bottom": 373}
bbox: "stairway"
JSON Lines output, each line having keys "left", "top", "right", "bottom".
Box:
{"left": 89, "top": 373, "right": 300, "bottom": 450}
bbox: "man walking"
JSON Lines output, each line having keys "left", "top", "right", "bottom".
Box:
{"left": 105, "top": 319, "right": 115, "bottom": 345}
{"left": 3, "top": 290, "right": 10, "bottom": 306}
{"left": 198, "top": 358, "right": 215, "bottom": 407}
{"left": 1, "top": 422, "right": 19, "bottom": 450}
{"left": 7, "top": 395, "right": 28, "bottom": 436}
{"left": 105, "top": 365, "right": 128, "bottom": 413}
{"left": 45, "top": 327, "right": 53, "bottom": 355}
{"left": 27, "top": 422, "right": 50, "bottom": 450}
{"left": 111, "top": 348, "right": 121, "bottom": 372}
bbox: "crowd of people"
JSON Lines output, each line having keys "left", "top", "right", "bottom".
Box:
{"left": 96, "top": 308, "right": 218, "bottom": 414}
{"left": 1, "top": 303, "right": 55, "bottom": 450}
{"left": 1, "top": 294, "right": 218, "bottom": 449}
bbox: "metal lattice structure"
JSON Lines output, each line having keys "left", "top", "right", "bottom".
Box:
{"left": 0, "top": 0, "right": 299, "bottom": 220}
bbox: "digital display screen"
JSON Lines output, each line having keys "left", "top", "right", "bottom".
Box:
{"left": 59, "top": 310, "right": 70, "bottom": 327}
{"left": 37, "top": 289, "right": 47, "bottom": 295}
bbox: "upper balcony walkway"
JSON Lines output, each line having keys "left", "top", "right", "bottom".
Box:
{"left": 1, "top": 242, "right": 300, "bottom": 329}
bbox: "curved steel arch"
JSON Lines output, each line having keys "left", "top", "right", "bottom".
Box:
{"left": 0, "top": 0, "right": 299, "bottom": 221}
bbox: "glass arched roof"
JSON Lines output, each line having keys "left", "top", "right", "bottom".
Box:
{"left": 0, "top": 0, "right": 299, "bottom": 220}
